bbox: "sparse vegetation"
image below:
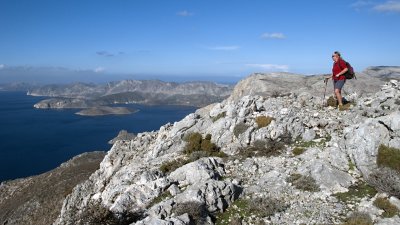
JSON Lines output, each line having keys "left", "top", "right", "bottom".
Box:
{"left": 255, "top": 116, "right": 275, "bottom": 128}
{"left": 327, "top": 96, "right": 338, "bottom": 107}
{"left": 286, "top": 173, "right": 320, "bottom": 192}
{"left": 160, "top": 158, "right": 191, "bottom": 174}
{"left": 215, "top": 199, "right": 251, "bottom": 225}
{"left": 215, "top": 197, "right": 287, "bottom": 225}
{"left": 271, "top": 90, "right": 282, "bottom": 98}
{"left": 326, "top": 97, "right": 354, "bottom": 110}
{"left": 339, "top": 102, "right": 354, "bottom": 111}
{"left": 377, "top": 144, "right": 400, "bottom": 172}
{"left": 373, "top": 197, "right": 399, "bottom": 218}
{"left": 161, "top": 132, "right": 226, "bottom": 174}
{"left": 238, "top": 139, "right": 285, "bottom": 158}
{"left": 81, "top": 200, "right": 143, "bottom": 225}
{"left": 341, "top": 212, "right": 373, "bottom": 225}
{"left": 333, "top": 182, "right": 377, "bottom": 203}
{"left": 367, "top": 167, "right": 400, "bottom": 198}
{"left": 147, "top": 191, "right": 173, "bottom": 209}
{"left": 233, "top": 122, "right": 250, "bottom": 138}
{"left": 293, "top": 134, "right": 331, "bottom": 149}
{"left": 348, "top": 160, "right": 356, "bottom": 171}
{"left": 184, "top": 132, "right": 203, "bottom": 153}
{"left": 173, "top": 201, "right": 209, "bottom": 225}
{"left": 184, "top": 132, "right": 219, "bottom": 155}
{"left": 292, "top": 147, "right": 306, "bottom": 156}
{"left": 212, "top": 112, "right": 227, "bottom": 122}
{"left": 248, "top": 197, "right": 288, "bottom": 218}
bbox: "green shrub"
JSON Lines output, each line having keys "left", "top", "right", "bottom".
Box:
{"left": 341, "top": 212, "right": 373, "bottom": 225}
{"left": 159, "top": 132, "right": 226, "bottom": 184}
{"left": 184, "top": 133, "right": 203, "bottom": 154}
{"left": 160, "top": 158, "right": 190, "bottom": 174}
{"left": 286, "top": 173, "right": 320, "bottom": 192}
{"left": 367, "top": 167, "right": 400, "bottom": 198}
{"left": 334, "top": 182, "right": 377, "bottom": 202}
{"left": 377, "top": 144, "right": 400, "bottom": 172}
{"left": 182, "top": 132, "right": 226, "bottom": 162}
{"left": 184, "top": 132, "right": 220, "bottom": 155}
{"left": 173, "top": 201, "right": 209, "bottom": 225}
{"left": 201, "top": 138, "right": 218, "bottom": 153}
{"left": 255, "top": 116, "right": 275, "bottom": 128}
{"left": 292, "top": 147, "right": 305, "bottom": 156}
{"left": 373, "top": 197, "right": 399, "bottom": 218}
{"left": 212, "top": 112, "right": 226, "bottom": 122}
{"left": 233, "top": 122, "right": 249, "bottom": 138}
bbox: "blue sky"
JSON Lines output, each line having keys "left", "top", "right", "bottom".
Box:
{"left": 0, "top": 0, "right": 399, "bottom": 82}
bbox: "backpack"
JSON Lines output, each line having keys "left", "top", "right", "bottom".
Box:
{"left": 339, "top": 59, "right": 356, "bottom": 79}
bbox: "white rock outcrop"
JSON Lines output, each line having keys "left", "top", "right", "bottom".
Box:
{"left": 54, "top": 76, "right": 400, "bottom": 225}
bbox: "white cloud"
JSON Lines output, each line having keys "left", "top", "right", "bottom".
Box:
{"left": 0, "top": 64, "right": 4, "bottom": 69}
{"left": 350, "top": 0, "right": 375, "bottom": 8}
{"left": 208, "top": 46, "right": 240, "bottom": 51}
{"left": 94, "top": 67, "right": 105, "bottom": 73}
{"left": 246, "top": 64, "right": 289, "bottom": 71}
{"left": 260, "top": 33, "right": 286, "bottom": 39}
{"left": 373, "top": 1, "right": 400, "bottom": 12}
{"left": 177, "top": 10, "right": 194, "bottom": 16}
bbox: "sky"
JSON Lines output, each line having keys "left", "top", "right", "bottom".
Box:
{"left": 0, "top": 0, "right": 400, "bottom": 83}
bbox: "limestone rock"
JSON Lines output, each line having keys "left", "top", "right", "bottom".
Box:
{"left": 47, "top": 74, "right": 400, "bottom": 225}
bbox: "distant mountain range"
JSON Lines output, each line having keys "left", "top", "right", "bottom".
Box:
{"left": 28, "top": 79, "right": 234, "bottom": 108}
{"left": 1, "top": 66, "right": 399, "bottom": 109}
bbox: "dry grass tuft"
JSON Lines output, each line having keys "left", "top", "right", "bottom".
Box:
{"left": 255, "top": 116, "right": 275, "bottom": 128}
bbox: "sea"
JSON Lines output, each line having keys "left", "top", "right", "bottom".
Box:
{"left": 0, "top": 91, "right": 197, "bottom": 182}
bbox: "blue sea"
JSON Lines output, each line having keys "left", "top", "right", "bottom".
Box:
{"left": 0, "top": 91, "right": 197, "bottom": 182}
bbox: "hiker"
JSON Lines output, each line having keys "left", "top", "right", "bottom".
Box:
{"left": 325, "top": 51, "right": 348, "bottom": 108}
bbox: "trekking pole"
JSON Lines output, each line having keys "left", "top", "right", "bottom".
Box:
{"left": 322, "top": 78, "right": 328, "bottom": 107}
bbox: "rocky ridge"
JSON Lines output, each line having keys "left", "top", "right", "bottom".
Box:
{"left": 0, "top": 152, "right": 105, "bottom": 225}
{"left": 53, "top": 72, "right": 400, "bottom": 224}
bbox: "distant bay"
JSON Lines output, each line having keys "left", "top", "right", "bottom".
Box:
{"left": 0, "top": 91, "right": 197, "bottom": 182}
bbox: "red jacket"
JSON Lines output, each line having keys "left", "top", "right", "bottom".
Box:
{"left": 332, "top": 59, "right": 347, "bottom": 81}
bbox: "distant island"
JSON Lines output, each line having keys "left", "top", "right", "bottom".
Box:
{"left": 75, "top": 106, "right": 138, "bottom": 116}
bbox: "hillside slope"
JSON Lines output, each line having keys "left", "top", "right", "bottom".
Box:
{"left": 51, "top": 75, "right": 400, "bottom": 224}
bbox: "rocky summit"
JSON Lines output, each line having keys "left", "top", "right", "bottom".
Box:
{"left": 50, "top": 72, "right": 400, "bottom": 225}
{"left": 2, "top": 70, "right": 400, "bottom": 225}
